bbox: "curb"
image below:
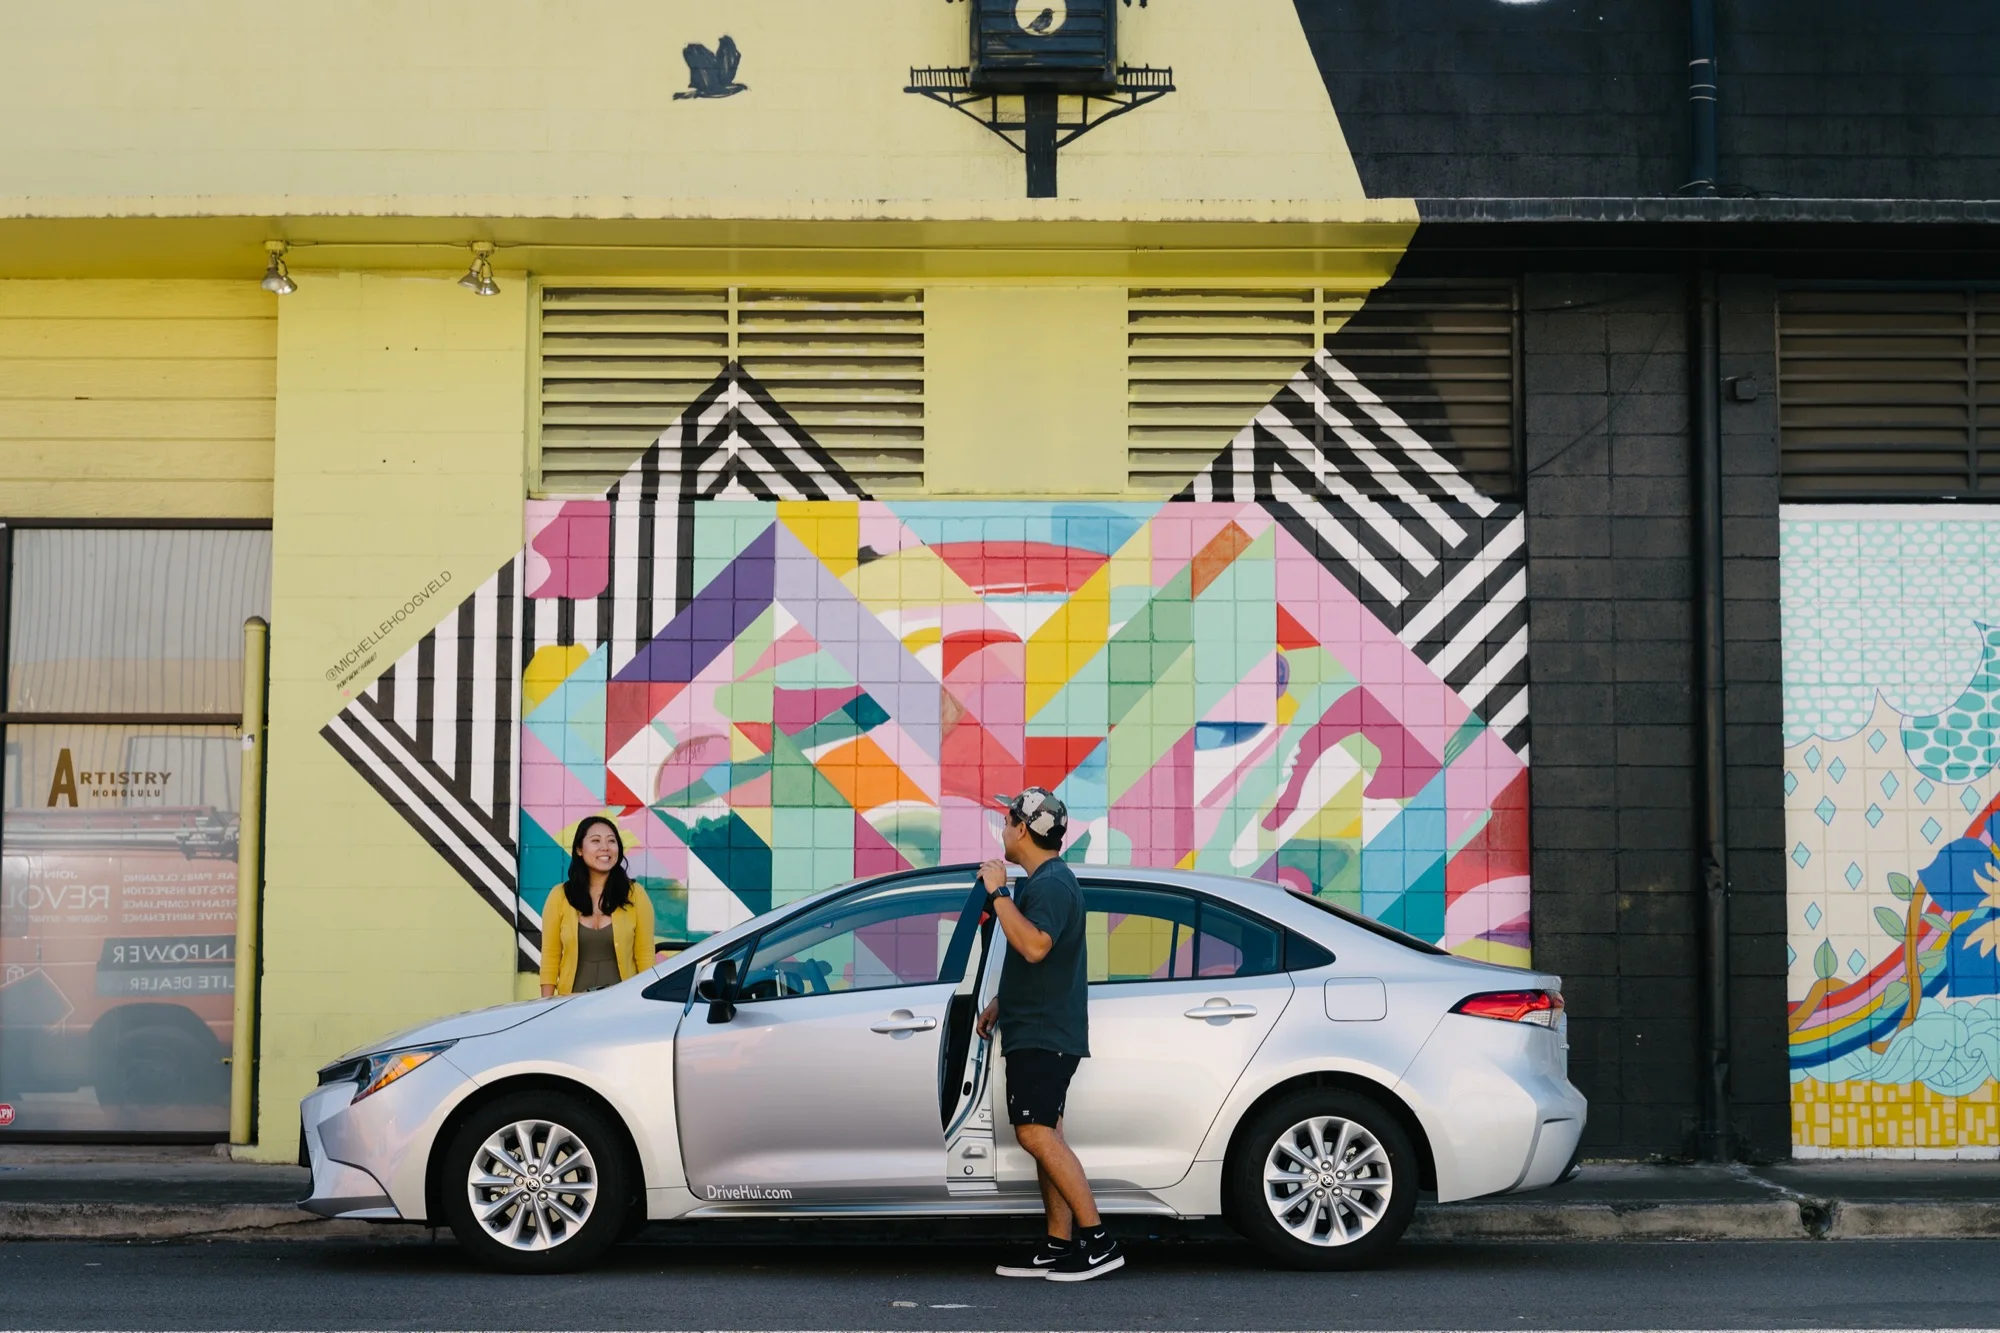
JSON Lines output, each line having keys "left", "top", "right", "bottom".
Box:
{"left": 4, "top": 1199, "right": 1999, "bottom": 1245}
{"left": 1828, "top": 1200, "right": 2000, "bottom": 1240}
{"left": 1412, "top": 1200, "right": 1811, "bottom": 1242}
{"left": 0, "top": 1203, "right": 427, "bottom": 1243}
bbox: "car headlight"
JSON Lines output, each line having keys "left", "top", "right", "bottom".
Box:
{"left": 316, "top": 1041, "right": 456, "bottom": 1104}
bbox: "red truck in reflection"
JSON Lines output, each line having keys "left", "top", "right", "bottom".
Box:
{"left": 0, "top": 808, "right": 237, "bottom": 1125}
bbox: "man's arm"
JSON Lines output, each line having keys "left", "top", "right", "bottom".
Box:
{"left": 979, "top": 859, "right": 1053, "bottom": 962}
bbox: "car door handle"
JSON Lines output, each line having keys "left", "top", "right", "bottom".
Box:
{"left": 1185, "top": 1001, "right": 1259, "bottom": 1021}
{"left": 870, "top": 1012, "right": 939, "bottom": 1034}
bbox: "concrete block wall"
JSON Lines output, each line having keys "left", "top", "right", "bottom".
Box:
{"left": 1521, "top": 272, "right": 1786, "bottom": 1159}
{"left": 1294, "top": 0, "right": 2000, "bottom": 202}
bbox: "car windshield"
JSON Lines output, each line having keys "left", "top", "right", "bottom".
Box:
{"left": 1286, "top": 890, "right": 1447, "bottom": 956}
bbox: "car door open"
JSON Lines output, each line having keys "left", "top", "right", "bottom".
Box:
{"left": 673, "top": 875, "right": 984, "bottom": 1207}
{"left": 995, "top": 884, "right": 1294, "bottom": 1192}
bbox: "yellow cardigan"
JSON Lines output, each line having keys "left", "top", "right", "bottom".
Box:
{"left": 539, "top": 886, "right": 656, "bottom": 995}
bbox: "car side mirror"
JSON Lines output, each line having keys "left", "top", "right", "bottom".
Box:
{"left": 705, "top": 958, "right": 739, "bottom": 1024}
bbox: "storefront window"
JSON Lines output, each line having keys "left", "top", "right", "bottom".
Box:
{"left": 0, "top": 528, "right": 269, "bottom": 1136}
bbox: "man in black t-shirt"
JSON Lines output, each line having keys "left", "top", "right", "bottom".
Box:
{"left": 975, "top": 787, "right": 1124, "bottom": 1281}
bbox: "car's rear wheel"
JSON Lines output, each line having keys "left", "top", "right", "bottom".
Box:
{"left": 439, "top": 1091, "right": 630, "bottom": 1273}
{"left": 1226, "top": 1088, "right": 1417, "bottom": 1270}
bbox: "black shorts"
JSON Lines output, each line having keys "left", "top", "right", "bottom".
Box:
{"left": 1004, "top": 1048, "right": 1081, "bottom": 1128}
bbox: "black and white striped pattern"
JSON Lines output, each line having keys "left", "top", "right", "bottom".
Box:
{"left": 1176, "top": 350, "right": 1529, "bottom": 756}
{"left": 321, "top": 363, "right": 872, "bottom": 963}
{"left": 320, "top": 561, "right": 544, "bottom": 969}
{"left": 567, "top": 361, "right": 873, "bottom": 675}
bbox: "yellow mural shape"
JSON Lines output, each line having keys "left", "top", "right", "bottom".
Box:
{"left": 524, "top": 644, "right": 595, "bottom": 715}
{"left": 779, "top": 501, "right": 859, "bottom": 580}
{"left": 844, "top": 546, "right": 983, "bottom": 612}
{"left": 1026, "top": 561, "right": 1110, "bottom": 717}
{"left": 1794, "top": 1077, "right": 2000, "bottom": 1151}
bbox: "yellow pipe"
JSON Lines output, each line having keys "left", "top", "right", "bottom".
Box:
{"left": 229, "top": 616, "right": 270, "bottom": 1146}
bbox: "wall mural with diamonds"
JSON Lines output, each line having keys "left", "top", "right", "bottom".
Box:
{"left": 1784, "top": 507, "right": 2000, "bottom": 1155}
{"left": 321, "top": 350, "right": 1531, "bottom": 978}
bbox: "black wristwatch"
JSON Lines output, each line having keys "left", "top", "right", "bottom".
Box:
{"left": 987, "top": 883, "right": 1012, "bottom": 905}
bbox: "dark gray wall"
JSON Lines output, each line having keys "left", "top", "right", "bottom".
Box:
{"left": 1518, "top": 271, "right": 1787, "bottom": 1158}
{"left": 1294, "top": 0, "right": 2000, "bottom": 201}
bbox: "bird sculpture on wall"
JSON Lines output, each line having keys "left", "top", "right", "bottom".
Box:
{"left": 675, "top": 35, "right": 747, "bottom": 99}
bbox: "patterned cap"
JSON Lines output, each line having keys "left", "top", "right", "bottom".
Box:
{"left": 995, "top": 787, "right": 1068, "bottom": 841}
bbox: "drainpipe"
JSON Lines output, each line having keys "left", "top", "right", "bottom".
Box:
{"left": 1686, "top": 0, "right": 1718, "bottom": 195}
{"left": 1690, "top": 267, "right": 1732, "bottom": 1163}
{"left": 229, "top": 616, "right": 270, "bottom": 1146}
{"left": 1687, "top": 0, "right": 1730, "bottom": 1164}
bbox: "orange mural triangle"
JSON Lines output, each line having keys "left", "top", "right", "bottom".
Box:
{"left": 1190, "top": 522, "right": 1254, "bottom": 598}
{"left": 1276, "top": 605, "right": 1319, "bottom": 651}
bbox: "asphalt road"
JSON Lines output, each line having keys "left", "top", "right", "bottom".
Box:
{"left": 2, "top": 1235, "right": 1999, "bottom": 1331}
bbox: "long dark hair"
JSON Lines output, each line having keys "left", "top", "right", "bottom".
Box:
{"left": 563, "top": 816, "right": 634, "bottom": 916}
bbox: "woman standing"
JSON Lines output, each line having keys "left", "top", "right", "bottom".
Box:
{"left": 539, "top": 817, "right": 657, "bottom": 997}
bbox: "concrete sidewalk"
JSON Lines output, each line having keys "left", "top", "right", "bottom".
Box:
{"left": 1, "top": 1145, "right": 1997, "bottom": 1243}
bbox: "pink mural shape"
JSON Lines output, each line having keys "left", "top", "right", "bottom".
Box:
{"left": 526, "top": 500, "right": 612, "bottom": 600}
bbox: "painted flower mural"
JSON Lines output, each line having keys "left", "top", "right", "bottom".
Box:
{"left": 1785, "top": 514, "right": 2000, "bottom": 1153}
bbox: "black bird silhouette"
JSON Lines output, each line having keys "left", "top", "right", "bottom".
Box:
{"left": 1026, "top": 7, "right": 1055, "bottom": 33}
{"left": 675, "top": 35, "right": 747, "bottom": 99}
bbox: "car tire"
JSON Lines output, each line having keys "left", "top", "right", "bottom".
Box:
{"left": 439, "top": 1091, "right": 632, "bottom": 1274}
{"left": 1226, "top": 1087, "right": 1418, "bottom": 1271}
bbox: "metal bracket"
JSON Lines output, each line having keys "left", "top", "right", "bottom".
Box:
{"left": 905, "top": 65, "right": 1175, "bottom": 197}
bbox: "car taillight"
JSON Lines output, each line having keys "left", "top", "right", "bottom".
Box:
{"left": 1453, "top": 989, "right": 1563, "bottom": 1028}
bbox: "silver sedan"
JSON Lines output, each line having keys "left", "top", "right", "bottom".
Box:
{"left": 299, "top": 865, "right": 1585, "bottom": 1272}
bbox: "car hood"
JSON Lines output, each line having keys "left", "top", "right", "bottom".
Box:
{"left": 333, "top": 996, "right": 573, "bottom": 1063}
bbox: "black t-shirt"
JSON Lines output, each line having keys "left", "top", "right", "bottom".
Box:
{"left": 997, "top": 857, "right": 1090, "bottom": 1058}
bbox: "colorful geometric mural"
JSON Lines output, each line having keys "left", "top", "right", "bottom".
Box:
{"left": 325, "top": 356, "right": 1531, "bottom": 973}
{"left": 1784, "top": 508, "right": 2000, "bottom": 1156}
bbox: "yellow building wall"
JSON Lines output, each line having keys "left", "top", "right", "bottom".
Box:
{"left": 0, "top": 0, "right": 1361, "bottom": 214}
{"left": 913, "top": 285, "right": 1129, "bottom": 497}
{"left": 249, "top": 271, "right": 531, "bottom": 1158}
{"left": 0, "top": 281, "right": 275, "bottom": 517}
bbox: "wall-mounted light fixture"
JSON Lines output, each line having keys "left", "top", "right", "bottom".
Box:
{"left": 457, "top": 242, "right": 500, "bottom": 297}
{"left": 259, "top": 242, "right": 297, "bottom": 295}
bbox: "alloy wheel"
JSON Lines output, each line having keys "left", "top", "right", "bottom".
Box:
{"left": 1261, "top": 1114, "right": 1394, "bottom": 1246}
{"left": 465, "top": 1118, "right": 599, "bottom": 1251}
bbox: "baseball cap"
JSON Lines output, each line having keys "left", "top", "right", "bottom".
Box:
{"left": 993, "top": 787, "right": 1068, "bottom": 841}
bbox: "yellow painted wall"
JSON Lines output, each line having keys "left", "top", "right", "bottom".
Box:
{"left": 924, "top": 285, "right": 1129, "bottom": 497}
{"left": 0, "top": 281, "right": 275, "bottom": 517}
{"left": 249, "top": 271, "right": 531, "bottom": 1159}
{"left": 0, "top": 1, "right": 1361, "bottom": 214}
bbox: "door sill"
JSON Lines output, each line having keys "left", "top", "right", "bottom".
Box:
{"left": 683, "top": 1190, "right": 1178, "bottom": 1220}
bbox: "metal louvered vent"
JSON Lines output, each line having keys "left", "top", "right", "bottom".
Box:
{"left": 538, "top": 287, "right": 924, "bottom": 497}
{"left": 1125, "top": 283, "right": 1518, "bottom": 499}
{"left": 1317, "top": 282, "right": 1518, "bottom": 500}
{"left": 1126, "top": 288, "right": 1361, "bottom": 493}
{"left": 1778, "top": 289, "right": 2000, "bottom": 500}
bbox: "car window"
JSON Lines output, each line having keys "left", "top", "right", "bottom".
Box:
{"left": 1191, "top": 899, "right": 1283, "bottom": 978}
{"left": 1082, "top": 887, "right": 1198, "bottom": 982}
{"left": 738, "top": 879, "right": 978, "bottom": 1002}
{"left": 1080, "top": 887, "right": 1284, "bottom": 983}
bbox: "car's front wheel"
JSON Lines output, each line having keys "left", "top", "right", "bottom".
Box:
{"left": 439, "top": 1091, "right": 631, "bottom": 1273}
{"left": 1227, "top": 1088, "right": 1418, "bottom": 1270}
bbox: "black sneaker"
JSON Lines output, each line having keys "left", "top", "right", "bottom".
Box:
{"left": 994, "top": 1235, "right": 1073, "bottom": 1278}
{"left": 1046, "top": 1231, "right": 1123, "bottom": 1282}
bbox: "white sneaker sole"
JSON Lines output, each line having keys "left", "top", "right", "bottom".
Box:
{"left": 994, "top": 1263, "right": 1055, "bottom": 1278}
{"left": 1046, "top": 1253, "right": 1125, "bottom": 1282}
